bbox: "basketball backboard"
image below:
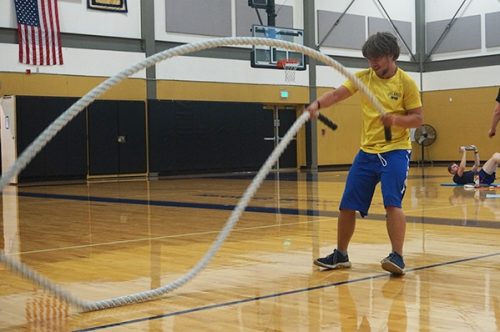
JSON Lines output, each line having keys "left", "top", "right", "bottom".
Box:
{"left": 250, "top": 25, "right": 306, "bottom": 70}
{"left": 248, "top": 0, "right": 268, "bottom": 9}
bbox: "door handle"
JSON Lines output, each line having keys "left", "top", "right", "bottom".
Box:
{"left": 117, "top": 135, "right": 126, "bottom": 143}
{"left": 264, "top": 137, "right": 295, "bottom": 141}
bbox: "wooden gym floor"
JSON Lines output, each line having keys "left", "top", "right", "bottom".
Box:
{"left": 0, "top": 166, "right": 499, "bottom": 331}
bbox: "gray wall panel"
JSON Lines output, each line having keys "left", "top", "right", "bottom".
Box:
{"left": 426, "top": 15, "right": 481, "bottom": 54}
{"left": 166, "top": 0, "right": 231, "bottom": 37}
{"left": 485, "top": 12, "right": 500, "bottom": 48}
{"left": 317, "top": 11, "right": 365, "bottom": 50}
{"left": 368, "top": 17, "right": 412, "bottom": 55}
{"left": 236, "top": 2, "right": 293, "bottom": 37}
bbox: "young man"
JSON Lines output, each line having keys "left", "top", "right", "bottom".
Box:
{"left": 488, "top": 87, "right": 500, "bottom": 138}
{"left": 307, "top": 32, "right": 423, "bottom": 275}
{"left": 448, "top": 146, "right": 498, "bottom": 186}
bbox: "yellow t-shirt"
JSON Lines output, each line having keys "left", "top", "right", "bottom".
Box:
{"left": 343, "top": 68, "right": 422, "bottom": 153}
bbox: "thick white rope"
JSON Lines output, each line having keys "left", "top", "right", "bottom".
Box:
{"left": 0, "top": 37, "right": 384, "bottom": 312}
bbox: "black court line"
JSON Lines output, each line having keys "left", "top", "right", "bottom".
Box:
{"left": 208, "top": 172, "right": 326, "bottom": 182}
{"left": 73, "top": 252, "right": 500, "bottom": 331}
{"left": 195, "top": 192, "right": 338, "bottom": 205}
{"left": 17, "top": 191, "right": 323, "bottom": 216}
{"left": 206, "top": 172, "right": 445, "bottom": 181}
{"left": 17, "top": 191, "right": 500, "bottom": 229}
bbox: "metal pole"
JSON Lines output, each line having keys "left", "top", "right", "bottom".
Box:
{"left": 266, "top": 0, "right": 276, "bottom": 26}
{"left": 140, "top": 0, "right": 156, "bottom": 100}
{"left": 274, "top": 106, "right": 280, "bottom": 170}
{"left": 303, "top": 0, "right": 317, "bottom": 171}
{"left": 415, "top": 0, "right": 425, "bottom": 95}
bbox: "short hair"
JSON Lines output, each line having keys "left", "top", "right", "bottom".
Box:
{"left": 447, "top": 163, "right": 455, "bottom": 174}
{"left": 362, "top": 32, "right": 400, "bottom": 60}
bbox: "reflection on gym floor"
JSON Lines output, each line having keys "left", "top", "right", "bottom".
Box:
{"left": 0, "top": 167, "right": 499, "bottom": 331}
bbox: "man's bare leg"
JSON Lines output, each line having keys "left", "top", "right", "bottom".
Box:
{"left": 482, "top": 153, "right": 500, "bottom": 175}
{"left": 381, "top": 206, "right": 406, "bottom": 275}
{"left": 385, "top": 206, "right": 406, "bottom": 255}
{"left": 337, "top": 209, "right": 356, "bottom": 252}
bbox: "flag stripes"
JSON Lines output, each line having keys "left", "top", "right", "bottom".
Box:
{"left": 15, "top": 0, "right": 63, "bottom": 66}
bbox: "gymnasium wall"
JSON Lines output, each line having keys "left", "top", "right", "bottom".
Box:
{"left": 311, "top": 0, "right": 500, "bottom": 166}
{"left": 426, "top": 0, "right": 500, "bottom": 60}
{"left": 0, "top": 1, "right": 499, "bottom": 176}
{"left": 315, "top": 0, "right": 416, "bottom": 61}
{"left": 418, "top": 86, "right": 498, "bottom": 163}
{"left": 420, "top": 0, "right": 500, "bottom": 164}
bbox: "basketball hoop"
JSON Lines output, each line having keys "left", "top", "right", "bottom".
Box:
{"left": 277, "top": 59, "right": 300, "bottom": 83}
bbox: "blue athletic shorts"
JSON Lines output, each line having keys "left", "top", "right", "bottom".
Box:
{"left": 479, "top": 169, "right": 496, "bottom": 185}
{"left": 340, "top": 149, "right": 411, "bottom": 217}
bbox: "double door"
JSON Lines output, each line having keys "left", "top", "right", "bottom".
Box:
{"left": 262, "top": 105, "right": 297, "bottom": 170}
{"left": 88, "top": 100, "right": 146, "bottom": 176}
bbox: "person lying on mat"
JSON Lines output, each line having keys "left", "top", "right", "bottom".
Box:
{"left": 448, "top": 145, "right": 498, "bottom": 186}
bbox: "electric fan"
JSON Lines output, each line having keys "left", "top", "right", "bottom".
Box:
{"left": 414, "top": 124, "right": 437, "bottom": 164}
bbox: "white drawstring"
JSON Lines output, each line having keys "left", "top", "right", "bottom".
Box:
{"left": 377, "top": 153, "right": 388, "bottom": 167}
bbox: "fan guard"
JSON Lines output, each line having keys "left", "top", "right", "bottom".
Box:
{"left": 414, "top": 124, "right": 437, "bottom": 147}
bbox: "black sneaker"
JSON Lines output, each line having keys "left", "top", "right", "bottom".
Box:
{"left": 314, "top": 249, "right": 351, "bottom": 270}
{"left": 381, "top": 252, "right": 405, "bottom": 275}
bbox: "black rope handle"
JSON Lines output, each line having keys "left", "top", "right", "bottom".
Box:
{"left": 317, "top": 113, "right": 338, "bottom": 131}
{"left": 314, "top": 100, "right": 338, "bottom": 131}
{"left": 384, "top": 126, "right": 392, "bottom": 141}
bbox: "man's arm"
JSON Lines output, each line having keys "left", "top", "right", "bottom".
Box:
{"left": 306, "top": 85, "right": 352, "bottom": 118}
{"left": 381, "top": 107, "right": 423, "bottom": 128}
{"left": 471, "top": 149, "right": 480, "bottom": 172}
{"left": 457, "top": 148, "right": 467, "bottom": 177}
{"left": 488, "top": 101, "right": 500, "bottom": 138}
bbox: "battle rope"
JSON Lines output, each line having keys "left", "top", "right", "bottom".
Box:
{"left": 0, "top": 37, "right": 384, "bottom": 311}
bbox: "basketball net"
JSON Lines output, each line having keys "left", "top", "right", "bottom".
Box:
{"left": 277, "top": 59, "right": 299, "bottom": 83}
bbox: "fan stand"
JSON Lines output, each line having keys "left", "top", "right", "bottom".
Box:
{"left": 418, "top": 143, "right": 433, "bottom": 167}
{"left": 414, "top": 124, "right": 436, "bottom": 168}
{"left": 420, "top": 144, "right": 425, "bottom": 166}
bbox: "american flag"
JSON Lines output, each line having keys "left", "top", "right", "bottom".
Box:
{"left": 14, "top": 0, "right": 63, "bottom": 65}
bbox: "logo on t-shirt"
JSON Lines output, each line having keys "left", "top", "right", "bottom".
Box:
{"left": 388, "top": 91, "right": 401, "bottom": 101}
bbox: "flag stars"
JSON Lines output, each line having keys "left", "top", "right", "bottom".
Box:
{"left": 15, "top": 0, "right": 40, "bottom": 26}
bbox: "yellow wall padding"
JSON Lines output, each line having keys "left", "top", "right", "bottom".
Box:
{"left": 2, "top": 71, "right": 498, "bottom": 166}
{"left": 418, "top": 87, "right": 498, "bottom": 163}
{"left": 156, "top": 80, "right": 308, "bottom": 104}
{"left": 0, "top": 73, "right": 146, "bottom": 100}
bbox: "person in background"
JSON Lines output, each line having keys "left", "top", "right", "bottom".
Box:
{"left": 488, "top": 87, "right": 500, "bottom": 138}
{"left": 448, "top": 145, "right": 498, "bottom": 186}
{"left": 307, "top": 32, "right": 423, "bottom": 275}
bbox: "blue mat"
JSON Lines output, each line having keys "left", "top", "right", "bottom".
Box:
{"left": 440, "top": 183, "right": 499, "bottom": 187}
{"left": 486, "top": 194, "right": 500, "bottom": 198}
